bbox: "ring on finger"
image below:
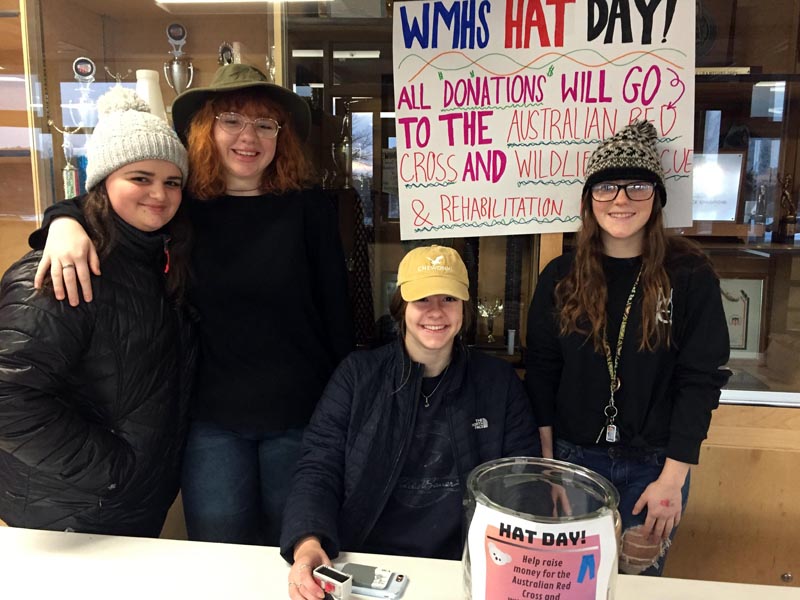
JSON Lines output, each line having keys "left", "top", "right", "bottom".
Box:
{"left": 62, "top": 264, "right": 76, "bottom": 270}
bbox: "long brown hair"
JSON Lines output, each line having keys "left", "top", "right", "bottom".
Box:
{"left": 186, "top": 89, "right": 313, "bottom": 199}
{"left": 555, "top": 189, "right": 704, "bottom": 352}
{"left": 82, "top": 184, "right": 192, "bottom": 305}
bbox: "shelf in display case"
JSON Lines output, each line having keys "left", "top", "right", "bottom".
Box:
{"left": 0, "top": 149, "right": 31, "bottom": 158}
{"left": 670, "top": 222, "right": 764, "bottom": 239}
{"left": 696, "top": 72, "right": 800, "bottom": 83}
{"left": 687, "top": 237, "right": 800, "bottom": 254}
{"left": 697, "top": 67, "right": 754, "bottom": 76}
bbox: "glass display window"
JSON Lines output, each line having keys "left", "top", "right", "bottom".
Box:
{"left": 3, "top": 0, "right": 798, "bottom": 395}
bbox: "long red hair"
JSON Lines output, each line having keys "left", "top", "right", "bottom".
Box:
{"left": 555, "top": 190, "right": 704, "bottom": 352}
{"left": 186, "top": 89, "right": 313, "bottom": 199}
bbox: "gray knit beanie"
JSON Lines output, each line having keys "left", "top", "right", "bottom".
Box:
{"left": 86, "top": 87, "right": 188, "bottom": 191}
{"left": 583, "top": 120, "right": 667, "bottom": 206}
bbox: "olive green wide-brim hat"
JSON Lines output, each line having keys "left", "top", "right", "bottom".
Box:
{"left": 171, "top": 63, "right": 311, "bottom": 143}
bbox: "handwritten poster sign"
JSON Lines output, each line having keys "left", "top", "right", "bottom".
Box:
{"left": 392, "top": 0, "right": 695, "bottom": 240}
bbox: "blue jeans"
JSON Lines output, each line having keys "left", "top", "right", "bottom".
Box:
{"left": 181, "top": 421, "right": 304, "bottom": 545}
{"left": 554, "top": 439, "right": 690, "bottom": 576}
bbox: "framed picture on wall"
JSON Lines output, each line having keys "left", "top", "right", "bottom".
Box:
{"left": 692, "top": 152, "right": 745, "bottom": 222}
{"left": 719, "top": 276, "right": 766, "bottom": 356}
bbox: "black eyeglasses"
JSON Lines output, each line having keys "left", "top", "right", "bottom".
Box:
{"left": 591, "top": 181, "right": 655, "bottom": 202}
{"left": 215, "top": 112, "right": 281, "bottom": 139}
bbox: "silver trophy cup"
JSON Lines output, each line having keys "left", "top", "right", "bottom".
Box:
{"left": 164, "top": 23, "right": 193, "bottom": 96}
{"left": 164, "top": 58, "right": 194, "bottom": 96}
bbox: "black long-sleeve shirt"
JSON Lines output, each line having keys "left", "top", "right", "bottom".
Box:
{"left": 187, "top": 189, "right": 353, "bottom": 432}
{"left": 31, "top": 188, "right": 354, "bottom": 434}
{"left": 524, "top": 250, "right": 730, "bottom": 464}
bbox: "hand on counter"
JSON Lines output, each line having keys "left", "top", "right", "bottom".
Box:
{"left": 289, "top": 535, "right": 331, "bottom": 600}
{"left": 632, "top": 458, "right": 689, "bottom": 541}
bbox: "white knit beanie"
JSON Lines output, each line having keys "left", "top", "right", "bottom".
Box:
{"left": 85, "top": 87, "right": 189, "bottom": 191}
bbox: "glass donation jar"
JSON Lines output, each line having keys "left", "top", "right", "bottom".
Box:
{"left": 464, "top": 457, "right": 621, "bottom": 600}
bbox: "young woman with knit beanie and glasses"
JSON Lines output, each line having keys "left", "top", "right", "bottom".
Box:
{"left": 25, "top": 64, "right": 354, "bottom": 547}
{"left": 525, "top": 121, "right": 731, "bottom": 576}
{"left": 0, "top": 87, "right": 194, "bottom": 536}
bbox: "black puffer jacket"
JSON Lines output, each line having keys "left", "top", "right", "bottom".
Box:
{"left": 0, "top": 218, "right": 195, "bottom": 536}
{"left": 280, "top": 341, "right": 540, "bottom": 561}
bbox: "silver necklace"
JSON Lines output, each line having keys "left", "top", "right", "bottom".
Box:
{"left": 421, "top": 363, "right": 450, "bottom": 408}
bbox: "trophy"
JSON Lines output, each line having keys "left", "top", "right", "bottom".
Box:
{"left": 48, "top": 57, "right": 96, "bottom": 198}
{"left": 477, "top": 297, "right": 504, "bottom": 344}
{"left": 61, "top": 140, "right": 80, "bottom": 199}
{"left": 218, "top": 41, "right": 235, "bottom": 66}
{"left": 73, "top": 56, "right": 95, "bottom": 84}
{"left": 331, "top": 98, "right": 353, "bottom": 189}
{"left": 775, "top": 173, "right": 798, "bottom": 244}
{"left": 265, "top": 44, "right": 277, "bottom": 83}
{"left": 748, "top": 184, "right": 767, "bottom": 243}
{"left": 70, "top": 57, "right": 96, "bottom": 126}
{"left": 163, "top": 23, "right": 194, "bottom": 96}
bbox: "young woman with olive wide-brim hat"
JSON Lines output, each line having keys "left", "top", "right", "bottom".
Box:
{"left": 29, "top": 63, "right": 355, "bottom": 546}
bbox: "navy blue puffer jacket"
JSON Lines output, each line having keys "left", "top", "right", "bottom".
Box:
{"left": 280, "top": 340, "right": 540, "bottom": 561}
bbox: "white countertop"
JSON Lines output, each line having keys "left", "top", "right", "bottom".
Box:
{"left": 1, "top": 527, "right": 798, "bottom": 599}
{"left": 721, "top": 388, "right": 800, "bottom": 408}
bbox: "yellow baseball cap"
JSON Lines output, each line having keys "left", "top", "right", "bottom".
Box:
{"left": 397, "top": 245, "right": 469, "bottom": 302}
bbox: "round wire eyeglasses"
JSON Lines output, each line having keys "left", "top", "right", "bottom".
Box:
{"left": 215, "top": 112, "right": 281, "bottom": 139}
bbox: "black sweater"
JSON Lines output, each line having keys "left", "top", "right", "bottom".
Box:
{"left": 31, "top": 188, "right": 354, "bottom": 434}
{"left": 524, "top": 250, "right": 730, "bottom": 464}
{"left": 187, "top": 189, "right": 354, "bottom": 432}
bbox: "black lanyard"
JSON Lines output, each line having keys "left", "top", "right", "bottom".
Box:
{"left": 596, "top": 267, "right": 642, "bottom": 444}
